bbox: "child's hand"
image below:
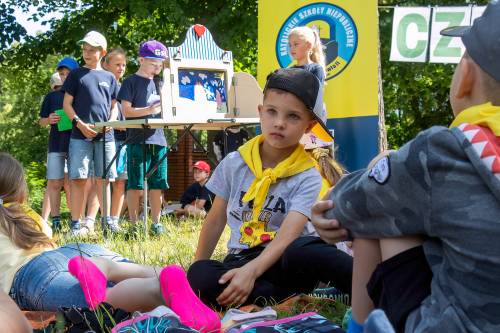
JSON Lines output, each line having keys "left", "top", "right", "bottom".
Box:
{"left": 149, "top": 102, "right": 161, "bottom": 115}
{"left": 76, "top": 121, "right": 97, "bottom": 139}
{"left": 216, "top": 264, "right": 257, "bottom": 306}
{"left": 48, "top": 112, "right": 61, "bottom": 125}
{"left": 311, "top": 199, "right": 349, "bottom": 244}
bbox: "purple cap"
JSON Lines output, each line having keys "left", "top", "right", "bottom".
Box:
{"left": 139, "top": 40, "right": 168, "bottom": 60}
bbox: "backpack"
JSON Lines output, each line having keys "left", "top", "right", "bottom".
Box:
{"left": 112, "top": 307, "right": 200, "bottom": 333}
{"left": 35, "top": 303, "right": 131, "bottom": 333}
{"left": 234, "top": 312, "right": 343, "bottom": 333}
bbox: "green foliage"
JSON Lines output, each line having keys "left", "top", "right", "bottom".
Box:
{"left": 24, "top": 161, "right": 47, "bottom": 212}
{"left": 0, "top": 54, "right": 58, "bottom": 166}
{"left": 379, "top": 0, "right": 490, "bottom": 148}
{"left": 0, "top": 0, "right": 257, "bottom": 197}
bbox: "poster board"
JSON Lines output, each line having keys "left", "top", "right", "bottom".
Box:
{"left": 162, "top": 25, "right": 234, "bottom": 123}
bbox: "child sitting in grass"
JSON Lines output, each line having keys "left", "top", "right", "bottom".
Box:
{"left": 175, "top": 160, "right": 215, "bottom": 219}
{"left": 188, "top": 68, "right": 352, "bottom": 309}
{"left": 312, "top": 3, "right": 500, "bottom": 332}
{"left": 0, "top": 152, "right": 220, "bottom": 332}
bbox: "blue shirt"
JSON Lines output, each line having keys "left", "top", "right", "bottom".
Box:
{"left": 39, "top": 90, "right": 71, "bottom": 153}
{"left": 117, "top": 74, "right": 167, "bottom": 146}
{"left": 293, "top": 63, "right": 325, "bottom": 84}
{"left": 62, "top": 67, "right": 119, "bottom": 141}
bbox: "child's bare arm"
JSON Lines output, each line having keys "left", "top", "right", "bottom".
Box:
{"left": 109, "top": 99, "right": 118, "bottom": 121}
{"left": 194, "top": 196, "right": 228, "bottom": 261}
{"left": 121, "top": 100, "right": 160, "bottom": 118}
{"left": 38, "top": 114, "right": 59, "bottom": 126}
{"left": 63, "top": 93, "right": 77, "bottom": 120}
{"left": 193, "top": 198, "right": 207, "bottom": 210}
{"left": 63, "top": 93, "right": 97, "bottom": 139}
{"left": 217, "top": 211, "right": 308, "bottom": 306}
{"left": 0, "top": 291, "right": 32, "bottom": 333}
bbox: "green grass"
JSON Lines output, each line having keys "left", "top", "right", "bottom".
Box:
{"left": 59, "top": 216, "right": 230, "bottom": 268}
{"left": 51, "top": 214, "right": 348, "bottom": 330}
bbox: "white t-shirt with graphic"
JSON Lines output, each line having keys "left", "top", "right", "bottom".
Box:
{"left": 206, "top": 151, "right": 322, "bottom": 252}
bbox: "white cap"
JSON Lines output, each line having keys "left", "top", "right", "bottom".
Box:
{"left": 50, "top": 72, "right": 63, "bottom": 90}
{"left": 78, "top": 31, "right": 107, "bottom": 51}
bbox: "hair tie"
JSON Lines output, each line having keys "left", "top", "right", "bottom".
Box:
{"left": 312, "top": 148, "right": 331, "bottom": 160}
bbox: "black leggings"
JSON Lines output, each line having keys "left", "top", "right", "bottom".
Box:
{"left": 187, "top": 236, "right": 353, "bottom": 308}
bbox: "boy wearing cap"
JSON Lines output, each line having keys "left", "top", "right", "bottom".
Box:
{"left": 175, "top": 160, "right": 215, "bottom": 218}
{"left": 62, "top": 31, "right": 120, "bottom": 235}
{"left": 187, "top": 68, "right": 353, "bottom": 309}
{"left": 312, "top": 2, "right": 500, "bottom": 332}
{"left": 39, "top": 57, "right": 79, "bottom": 231}
{"left": 118, "top": 40, "right": 169, "bottom": 234}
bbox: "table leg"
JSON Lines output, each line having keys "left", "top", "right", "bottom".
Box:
{"left": 102, "top": 127, "right": 108, "bottom": 230}
{"left": 142, "top": 125, "right": 148, "bottom": 236}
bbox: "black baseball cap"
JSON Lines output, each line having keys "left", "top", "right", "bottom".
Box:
{"left": 264, "top": 67, "right": 329, "bottom": 135}
{"left": 441, "top": 1, "right": 500, "bottom": 82}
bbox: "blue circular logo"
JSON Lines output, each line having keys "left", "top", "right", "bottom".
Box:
{"left": 275, "top": 2, "right": 358, "bottom": 80}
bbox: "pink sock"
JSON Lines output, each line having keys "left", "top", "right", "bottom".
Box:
{"left": 160, "top": 265, "right": 220, "bottom": 333}
{"left": 68, "top": 256, "right": 107, "bottom": 310}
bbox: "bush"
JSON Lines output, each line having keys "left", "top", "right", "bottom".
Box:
{"left": 25, "top": 161, "right": 47, "bottom": 212}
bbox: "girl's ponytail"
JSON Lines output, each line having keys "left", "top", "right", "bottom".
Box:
{"left": 0, "top": 203, "right": 54, "bottom": 250}
{"left": 0, "top": 153, "right": 54, "bottom": 250}
{"left": 310, "top": 29, "right": 326, "bottom": 71}
{"left": 311, "top": 147, "right": 344, "bottom": 186}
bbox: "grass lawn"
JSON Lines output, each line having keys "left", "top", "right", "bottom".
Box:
{"left": 49, "top": 214, "right": 349, "bottom": 330}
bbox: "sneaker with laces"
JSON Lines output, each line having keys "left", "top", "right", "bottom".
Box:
{"left": 51, "top": 218, "right": 62, "bottom": 232}
{"left": 102, "top": 216, "right": 121, "bottom": 235}
{"left": 70, "top": 220, "right": 92, "bottom": 237}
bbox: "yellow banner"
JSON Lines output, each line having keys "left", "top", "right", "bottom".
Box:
{"left": 258, "top": 0, "right": 379, "bottom": 119}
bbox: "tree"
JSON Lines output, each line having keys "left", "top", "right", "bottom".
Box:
{"left": 378, "top": 0, "right": 490, "bottom": 148}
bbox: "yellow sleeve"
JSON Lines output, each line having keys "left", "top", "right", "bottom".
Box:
{"left": 22, "top": 205, "right": 53, "bottom": 239}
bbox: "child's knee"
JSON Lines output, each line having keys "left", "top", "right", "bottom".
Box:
{"left": 187, "top": 260, "right": 224, "bottom": 298}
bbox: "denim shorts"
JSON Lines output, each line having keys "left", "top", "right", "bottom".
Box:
{"left": 47, "top": 152, "right": 68, "bottom": 180}
{"left": 9, "top": 243, "right": 128, "bottom": 311}
{"left": 68, "top": 138, "right": 117, "bottom": 180}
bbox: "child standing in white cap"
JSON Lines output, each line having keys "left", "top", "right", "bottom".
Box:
{"left": 62, "top": 31, "right": 120, "bottom": 236}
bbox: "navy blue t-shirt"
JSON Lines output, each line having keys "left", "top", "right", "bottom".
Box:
{"left": 293, "top": 63, "right": 325, "bottom": 84}
{"left": 117, "top": 74, "right": 166, "bottom": 146}
{"left": 180, "top": 182, "right": 215, "bottom": 211}
{"left": 62, "top": 67, "right": 119, "bottom": 141}
{"left": 39, "top": 90, "right": 71, "bottom": 153}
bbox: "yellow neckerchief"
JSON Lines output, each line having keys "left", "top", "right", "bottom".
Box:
{"left": 3, "top": 202, "right": 45, "bottom": 233}
{"left": 237, "top": 135, "right": 316, "bottom": 247}
{"left": 450, "top": 102, "right": 500, "bottom": 135}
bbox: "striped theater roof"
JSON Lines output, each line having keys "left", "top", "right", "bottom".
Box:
{"left": 168, "top": 24, "right": 232, "bottom": 62}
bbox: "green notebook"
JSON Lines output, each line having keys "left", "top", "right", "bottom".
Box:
{"left": 55, "top": 109, "right": 72, "bottom": 132}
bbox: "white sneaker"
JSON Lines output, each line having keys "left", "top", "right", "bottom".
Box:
{"left": 70, "top": 218, "right": 95, "bottom": 237}
{"left": 82, "top": 217, "right": 95, "bottom": 234}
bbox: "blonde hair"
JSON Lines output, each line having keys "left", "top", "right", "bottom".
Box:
{"left": 289, "top": 26, "right": 325, "bottom": 70}
{"left": 309, "top": 147, "right": 344, "bottom": 186}
{"left": 104, "top": 47, "right": 127, "bottom": 64}
{"left": 0, "top": 153, "right": 54, "bottom": 250}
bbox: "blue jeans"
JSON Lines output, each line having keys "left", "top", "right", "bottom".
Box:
{"left": 9, "top": 243, "right": 128, "bottom": 311}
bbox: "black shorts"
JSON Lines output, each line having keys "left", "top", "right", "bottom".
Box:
{"left": 366, "top": 246, "right": 432, "bottom": 333}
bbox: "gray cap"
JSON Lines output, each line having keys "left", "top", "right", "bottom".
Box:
{"left": 441, "top": 1, "right": 500, "bottom": 82}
